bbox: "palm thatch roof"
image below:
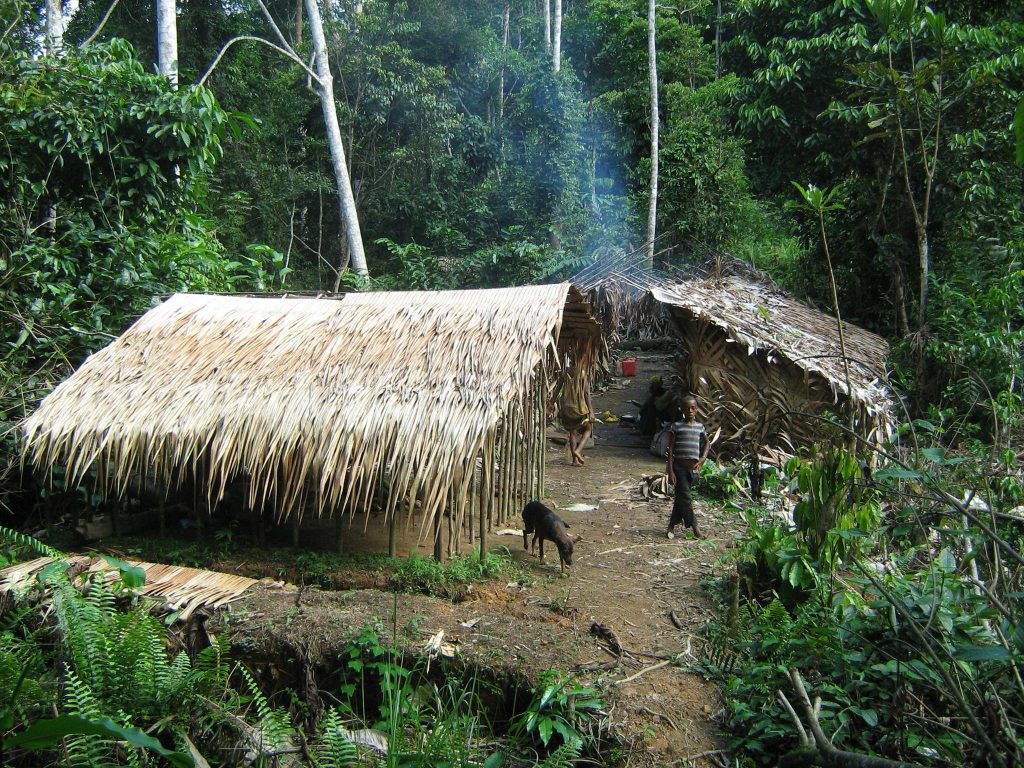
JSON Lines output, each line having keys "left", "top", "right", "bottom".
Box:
{"left": 651, "top": 274, "right": 894, "bottom": 453}
{"left": 21, "top": 285, "right": 600, "bottom": 544}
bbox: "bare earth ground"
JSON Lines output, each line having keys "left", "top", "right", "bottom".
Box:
{"left": 214, "top": 353, "right": 741, "bottom": 767}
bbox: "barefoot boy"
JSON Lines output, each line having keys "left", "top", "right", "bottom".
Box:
{"left": 666, "top": 395, "right": 709, "bottom": 539}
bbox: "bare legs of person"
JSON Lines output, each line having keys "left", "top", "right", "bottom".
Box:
{"left": 568, "top": 422, "right": 592, "bottom": 466}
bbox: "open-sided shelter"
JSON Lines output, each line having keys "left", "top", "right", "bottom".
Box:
{"left": 651, "top": 274, "right": 893, "bottom": 457}
{"left": 21, "top": 285, "right": 600, "bottom": 557}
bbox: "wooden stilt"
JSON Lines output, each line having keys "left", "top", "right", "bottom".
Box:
{"left": 388, "top": 513, "right": 397, "bottom": 557}
{"left": 433, "top": 504, "right": 444, "bottom": 562}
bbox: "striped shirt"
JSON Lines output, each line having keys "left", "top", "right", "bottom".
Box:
{"left": 671, "top": 420, "right": 706, "bottom": 463}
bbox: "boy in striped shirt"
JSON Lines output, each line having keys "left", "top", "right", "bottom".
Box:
{"left": 666, "top": 395, "right": 709, "bottom": 540}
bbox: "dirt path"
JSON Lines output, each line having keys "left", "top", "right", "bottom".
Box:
{"left": 223, "top": 352, "right": 736, "bottom": 767}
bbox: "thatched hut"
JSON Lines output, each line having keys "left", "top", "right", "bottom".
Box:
{"left": 651, "top": 275, "right": 893, "bottom": 458}
{"left": 21, "top": 285, "right": 600, "bottom": 557}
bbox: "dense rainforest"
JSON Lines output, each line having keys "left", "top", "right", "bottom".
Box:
{"left": 1, "top": 0, "right": 1023, "bottom": 766}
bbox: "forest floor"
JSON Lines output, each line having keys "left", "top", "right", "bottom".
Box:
{"left": 94, "top": 352, "right": 737, "bottom": 765}
{"left": 196, "top": 352, "right": 741, "bottom": 768}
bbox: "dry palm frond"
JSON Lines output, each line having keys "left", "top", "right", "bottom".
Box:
{"left": 0, "top": 556, "right": 262, "bottom": 619}
{"left": 21, "top": 285, "right": 600, "bottom": 543}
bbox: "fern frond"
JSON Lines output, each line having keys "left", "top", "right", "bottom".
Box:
{"left": 757, "top": 598, "right": 793, "bottom": 631}
{"left": 0, "top": 631, "right": 51, "bottom": 718}
{"left": 0, "top": 526, "right": 63, "bottom": 559}
{"left": 312, "top": 708, "right": 360, "bottom": 768}
{"left": 240, "top": 665, "right": 297, "bottom": 753}
{"left": 540, "top": 738, "right": 583, "bottom": 768}
{"left": 63, "top": 667, "right": 119, "bottom": 768}
{"left": 54, "top": 576, "right": 116, "bottom": 693}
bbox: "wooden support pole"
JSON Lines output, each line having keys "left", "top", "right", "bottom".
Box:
{"left": 388, "top": 512, "right": 397, "bottom": 557}
{"left": 433, "top": 509, "right": 443, "bottom": 562}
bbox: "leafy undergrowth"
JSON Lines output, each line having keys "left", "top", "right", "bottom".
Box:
{"left": 0, "top": 528, "right": 612, "bottom": 768}
{"left": 92, "top": 534, "right": 531, "bottom": 600}
{"left": 698, "top": 438, "right": 1024, "bottom": 768}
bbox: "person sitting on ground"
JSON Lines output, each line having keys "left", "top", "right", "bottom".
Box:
{"left": 639, "top": 377, "right": 666, "bottom": 436}
{"left": 666, "top": 394, "right": 709, "bottom": 539}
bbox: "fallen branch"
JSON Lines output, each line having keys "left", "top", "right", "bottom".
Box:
{"left": 613, "top": 658, "right": 670, "bottom": 685}
{"left": 777, "top": 668, "right": 929, "bottom": 768}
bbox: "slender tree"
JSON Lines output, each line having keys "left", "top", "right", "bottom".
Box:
{"left": 553, "top": 0, "right": 561, "bottom": 71}
{"left": 45, "top": 0, "right": 67, "bottom": 54}
{"left": 304, "top": 0, "right": 368, "bottom": 277}
{"left": 156, "top": 0, "right": 178, "bottom": 88}
{"left": 645, "top": 0, "right": 659, "bottom": 267}
{"left": 543, "top": 0, "right": 551, "bottom": 51}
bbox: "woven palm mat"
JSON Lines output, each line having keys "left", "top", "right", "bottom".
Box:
{"left": 0, "top": 556, "right": 265, "bottom": 620}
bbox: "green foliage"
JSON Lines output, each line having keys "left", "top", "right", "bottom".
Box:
{"left": 507, "top": 671, "right": 604, "bottom": 753}
{"left": 389, "top": 550, "right": 521, "bottom": 596}
{"left": 695, "top": 461, "right": 745, "bottom": 499}
{"left": 785, "top": 448, "right": 880, "bottom": 566}
{"left": 0, "top": 39, "right": 274, "bottom": 511}
{"left": 716, "top": 425, "right": 1024, "bottom": 767}
{"left": 239, "top": 666, "right": 298, "bottom": 755}
{"left": 335, "top": 625, "right": 506, "bottom": 767}
{"left": 106, "top": 535, "right": 527, "bottom": 598}
{"left": 7, "top": 713, "right": 194, "bottom": 768}
{"left": 0, "top": 528, "right": 239, "bottom": 767}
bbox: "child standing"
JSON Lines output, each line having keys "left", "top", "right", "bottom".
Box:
{"left": 666, "top": 395, "right": 709, "bottom": 539}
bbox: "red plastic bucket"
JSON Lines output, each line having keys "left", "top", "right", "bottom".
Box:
{"left": 621, "top": 358, "right": 637, "bottom": 376}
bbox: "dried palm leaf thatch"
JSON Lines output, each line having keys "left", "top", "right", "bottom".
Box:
{"left": 21, "top": 285, "right": 600, "bottom": 544}
{"left": 0, "top": 555, "right": 261, "bottom": 620}
{"left": 651, "top": 276, "right": 893, "bottom": 457}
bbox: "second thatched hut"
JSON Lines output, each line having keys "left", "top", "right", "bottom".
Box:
{"left": 652, "top": 274, "right": 893, "bottom": 458}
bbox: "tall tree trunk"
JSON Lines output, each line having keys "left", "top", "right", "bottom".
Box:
{"left": 499, "top": 5, "right": 509, "bottom": 122}
{"left": 156, "top": 0, "right": 179, "bottom": 88}
{"left": 552, "top": 0, "right": 561, "bottom": 72}
{"left": 645, "top": 0, "right": 659, "bottom": 268}
{"left": 305, "top": 0, "right": 368, "bottom": 277}
{"left": 497, "top": 4, "right": 509, "bottom": 179}
{"left": 714, "top": 0, "right": 722, "bottom": 79}
{"left": 543, "top": 0, "right": 551, "bottom": 52}
{"left": 293, "top": 0, "right": 303, "bottom": 46}
{"left": 45, "top": 0, "right": 66, "bottom": 54}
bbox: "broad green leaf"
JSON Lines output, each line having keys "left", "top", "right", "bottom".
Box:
{"left": 852, "top": 707, "right": 878, "bottom": 727}
{"left": 100, "top": 554, "right": 146, "bottom": 589}
{"left": 937, "top": 548, "right": 956, "bottom": 573}
{"left": 537, "top": 717, "right": 554, "bottom": 746}
{"left": 874, "top": 466, "right": 922, "bottom": 481}
{"left": 7, "top": 715, "right": 194, "bottom": 768}
{"left": 953, "top": 644, "right": 1011, "bottom": 662}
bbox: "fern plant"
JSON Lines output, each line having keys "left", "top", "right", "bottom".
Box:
{"left": 539, "top": 738, "right": 583, "bottom": 768}
{"left": 62, "top": 668, "right": 121, "bottom": 768}
{"left": 239, "top": 665, "right": 298, "bottom": 759}
{"left": 311, "top": 707, "right": 359, "bottom": 768}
